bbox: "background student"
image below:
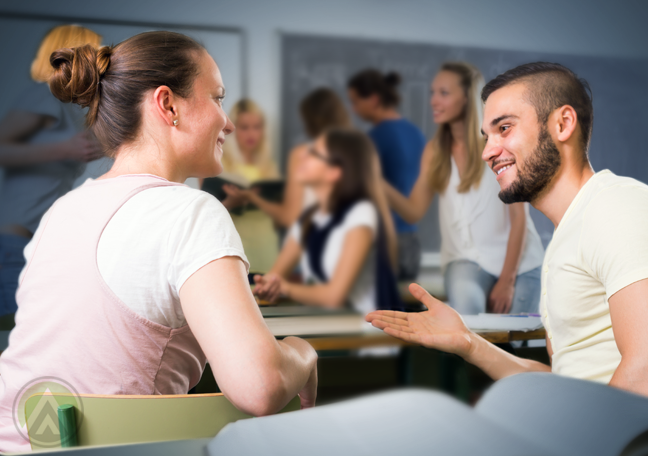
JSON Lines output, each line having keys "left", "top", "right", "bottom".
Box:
{"left": 218, "top": 99, "right": 280, "bottom": 272}
{"left": 384, "top": 62, "right": 544, "bottom": 315}
{"left": 254, "top": 129, "right": 398, "bottom": 314}
{"left": 347, "top": 69, "right": 426, "bottom": 280}
{"left": 0, "top": 24, "right": 103, "bottom": 320}
{"left": 0, "top": 31, "right": 317, "bottom": 453}
{"left": 225, "top": 88, "right": 351, "bottom": 228}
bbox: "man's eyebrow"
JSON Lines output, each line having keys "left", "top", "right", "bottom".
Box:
{"left": 482, "top": 114, "right": 518, "bottom": 136}
{"left": 490, "top": 114, "right": 518, "bottom": 127}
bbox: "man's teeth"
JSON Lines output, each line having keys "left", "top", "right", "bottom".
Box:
{"left": 497, "top": 164, "right": 513, "bottom": 175}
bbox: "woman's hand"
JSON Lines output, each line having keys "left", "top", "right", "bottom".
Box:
{"left": 488, "top": 277, "right": 515, "bottom": 314}
{"left": 297, "top": 359, "right": 318, "bottom": 409}
{"left": 253, "top": 273, "right": 286, "bottom": 302}
{"left": 222, "top": 184, "right": 251, "bottom": 209}
{"left": 366, "top": 283, "right": 475, "bottom": 359}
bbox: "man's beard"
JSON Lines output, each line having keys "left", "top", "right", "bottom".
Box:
{"left": 498, "top": 125, "right": 562, "bottom": 204}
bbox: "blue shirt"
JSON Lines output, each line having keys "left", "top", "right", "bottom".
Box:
{"left": 368, "top": 119, "right": 425, "bottom": 233}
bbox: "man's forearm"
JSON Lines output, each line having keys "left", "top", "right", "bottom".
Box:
{"left": 465, "top": 333, "right": 551, "bottom": 380}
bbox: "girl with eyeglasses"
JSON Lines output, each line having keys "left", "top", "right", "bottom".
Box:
{"left": 254, "top": 129, "right": 400, "bottom": 314}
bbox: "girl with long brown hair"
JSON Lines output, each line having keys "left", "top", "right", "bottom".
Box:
{"left": 223, "top": 88, "right": 351, "bottom": 228}
{"left": 384, "top": 62, "right": 544, "bottom": 315}
{"left": 254, "top": 128, "right": 399, "bottom": 314}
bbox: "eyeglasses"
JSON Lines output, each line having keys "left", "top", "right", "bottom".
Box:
{"left": 307, "top": 144, "right": 336, "bottom": 165}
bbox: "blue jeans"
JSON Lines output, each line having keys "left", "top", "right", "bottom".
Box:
{"left": 0, "top": 234, "right": 29, "bottom": 317}
{"left": 444, "top": 260, "right": 541, "bottom": 315}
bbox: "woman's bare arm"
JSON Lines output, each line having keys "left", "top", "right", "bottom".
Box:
{"left": 371, "top": 152, "right": 399, "bottom": 269}
{"left": 251, "top": 235, "right": 303, "bottom": 303}
{"left": 246, "top": 144, "right": 307, "bottom": 227}
{"left": 489, "top": 203, "right": 527, "bottom": 313}
{"left": 0, "top": 110, "right": 103, "bottom": 167}
{"left": 180, "top": 256, "right": 318, "bottom": 415}
{"left": 282, "top": 226, "right": 373, "bottom": 308}
{"left": 384, "top": 142, "right": 436, "bottom": 224}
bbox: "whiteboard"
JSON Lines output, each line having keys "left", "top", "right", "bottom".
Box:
{"left": 0, "top": 15, "right": 244, "bottom": 187}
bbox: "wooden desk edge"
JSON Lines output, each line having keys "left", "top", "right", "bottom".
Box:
{"left": 304, "top": 328, "right": 546, "bottom": 351}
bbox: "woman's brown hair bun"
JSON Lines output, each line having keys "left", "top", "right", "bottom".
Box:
{"left": 49, "top": 44, "right": 106, "bottom": 125}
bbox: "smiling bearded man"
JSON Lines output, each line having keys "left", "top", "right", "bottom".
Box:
{"left": 366, "top": 62, "right": 648, "bottom": 397}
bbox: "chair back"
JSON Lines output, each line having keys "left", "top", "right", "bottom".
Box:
{"left": 25, "top": 392, "right": 300, "bottom": 450}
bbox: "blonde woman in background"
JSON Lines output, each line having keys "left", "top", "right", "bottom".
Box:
{"left": 0, "top": 25, "right": 103, "bottom": 319}
{"left": 221, "top": 99, "right": 279, "bottom": 188}
{"left": 219, "top": 99, "right": 281, "bottom": 273}
{"left": 225, "top": 88, "right": 352, "bottom": 229}
{"left": 385, "top": 62, "right": 545, "bottom": 315}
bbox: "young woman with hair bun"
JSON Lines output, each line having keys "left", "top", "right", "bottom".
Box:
{"left": 0, "top": 31, "right": 317, "bottom": 453}
{"left": 348, "top": 69, "right": 426, "bottom": 281}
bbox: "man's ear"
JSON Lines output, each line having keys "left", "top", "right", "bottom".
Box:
{"left": 152, "top": 85, "right": 178, "bottom": 127}
{"left": 369, "top": 93, "right": 382, "bottom": 110}
{"left": 554, "top": 105, "right": 578, "bottom": 144}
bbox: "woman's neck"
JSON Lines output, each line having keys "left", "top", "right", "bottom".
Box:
{"left": 448, "top": 118, "right": 467, "bottom": 158}
{"left": 311, "top": 183, "right": 334, "bottom": 214}
{"left": 100, "top": 144, "right": 187, "bottom": 183}
{"left": 239, "top": 146, "right": 256, "bottom": 165}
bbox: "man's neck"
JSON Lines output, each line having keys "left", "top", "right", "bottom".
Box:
{"left": 532, "top": 159, "right": 595, "bottom": 228}
{"left": 371, "top": 108, "right": 401, "bottom": 124}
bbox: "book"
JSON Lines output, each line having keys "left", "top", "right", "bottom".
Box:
{"left": 461, "top": 313, "right": 544, "bottom": 332}
{"left": 201, "top": 173, "right": 285, "bottom": 213}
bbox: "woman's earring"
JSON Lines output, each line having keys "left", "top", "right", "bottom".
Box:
{"left": 173, "top": 119, "right": 178, "bottom": 126}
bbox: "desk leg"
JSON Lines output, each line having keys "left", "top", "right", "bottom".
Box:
{"left": 398, "top": 347, "right": 413, "bottom": 385}
{"left": 439, "top": 352, "right": 469, "bottom": 403}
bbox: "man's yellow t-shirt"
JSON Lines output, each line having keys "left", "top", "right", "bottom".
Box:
{"left": 541, "top": 170, "right": 648, "bottom": 382}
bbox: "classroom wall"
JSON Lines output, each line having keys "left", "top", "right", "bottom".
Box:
{"left": 2, "top": 0, "right": 648, "bottom": 161}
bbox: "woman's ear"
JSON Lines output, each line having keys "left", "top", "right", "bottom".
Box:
{"left": 152, "top": 85, "right": 178, "bottom": 127}
{"left": 326, "top": 165, "right": 343, "bottom": 184}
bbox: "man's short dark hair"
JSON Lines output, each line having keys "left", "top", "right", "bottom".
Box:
{"left": 481, "top": 62, "right": 594, "bottom": 155}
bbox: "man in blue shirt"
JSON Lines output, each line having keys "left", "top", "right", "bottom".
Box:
{"left": 348, "top": 69, "right": 426, "bottom": 279}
